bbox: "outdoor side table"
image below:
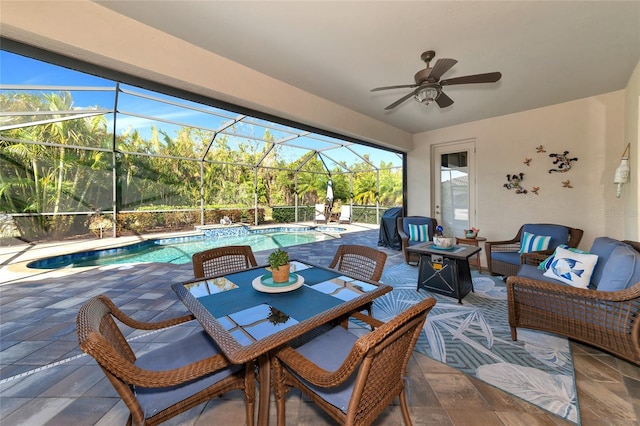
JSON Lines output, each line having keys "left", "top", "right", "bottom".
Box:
{"left": 455, "top": 236, "right": 486, "bottom": 273}
{"left": 406, "top": 242, "right": 481, "bottom": 304}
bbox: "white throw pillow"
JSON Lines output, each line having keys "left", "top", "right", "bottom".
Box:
{"left": 542, "top": 246, "right": 598, "bottom": 288}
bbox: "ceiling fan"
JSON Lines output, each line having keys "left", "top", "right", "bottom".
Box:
{"left": 371, "top": 50, "right": 502, "bottom": 110}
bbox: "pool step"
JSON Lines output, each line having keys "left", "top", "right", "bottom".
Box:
{"left": 195, "top": 224, "right": 249, "bottom": 238}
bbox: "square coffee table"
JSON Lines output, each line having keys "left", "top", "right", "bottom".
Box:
{"left": 406, "top": 242, "right": 481, "bottom": 304}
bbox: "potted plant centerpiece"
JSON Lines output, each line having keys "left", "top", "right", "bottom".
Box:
{"left": 268, "top": 248, "right": 291, "bottom": 283}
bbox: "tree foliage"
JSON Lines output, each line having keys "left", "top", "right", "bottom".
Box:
{"left": 1, "top": 91, "right": 403, "bottom": 239}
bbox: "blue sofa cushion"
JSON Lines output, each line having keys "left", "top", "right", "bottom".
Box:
{"left": 518, "top": 264, "right": 599, "bottom": 289}
{"left": 597, "top": 244, "right": 640, "bottom": 291}
{"left": 402, "top": 217, "right": 435, "bottom": 241}
{"left": 588, "top": 237, "right": 628, "bottom": 287}
{"left": 491, "top": 251, "right": 521, "bottom": 266}
{"left": 517, "top": 264, "right": 566, "bottom": 284}
{"left": 538, "top": 244, "right": 591, "bottom": 270}
{"left": 522, "top": 224, "right": 569, "bottom": 250}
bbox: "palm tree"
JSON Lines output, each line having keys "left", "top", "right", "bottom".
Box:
{"left": 1, "top": 91, "right": 111, "bottom": 238}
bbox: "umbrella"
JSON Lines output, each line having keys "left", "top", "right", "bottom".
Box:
{"left": 326, "top": 179, "right": 334, "bottom": 210}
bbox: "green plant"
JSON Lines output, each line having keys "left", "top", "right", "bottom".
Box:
{"left": 267, "top": 248, "right": 289, "bottom": 269}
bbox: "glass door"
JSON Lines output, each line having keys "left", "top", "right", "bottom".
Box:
{"left": 433, "top": 141, "right": 476, "bottom": 239}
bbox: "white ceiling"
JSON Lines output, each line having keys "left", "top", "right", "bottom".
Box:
{"left": 95, "top": 1, "right": 639, "bottom": 134}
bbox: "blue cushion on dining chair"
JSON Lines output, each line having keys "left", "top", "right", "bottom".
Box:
{"left": 134, "top": 330, "right": 242, "bottom": 418}
{"left": 289, "top": 326, "right": 360, "bottom": 413}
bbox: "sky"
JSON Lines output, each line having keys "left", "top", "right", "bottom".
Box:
{"left": 1, "top": 50, "right": 402, "bottom": 169}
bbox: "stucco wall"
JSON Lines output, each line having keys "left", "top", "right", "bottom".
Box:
{"left": 411, "top": 91, "right": 626, "bottom": 250}
{"left": 623, "top": 60, "right": 640, "bottom": 240}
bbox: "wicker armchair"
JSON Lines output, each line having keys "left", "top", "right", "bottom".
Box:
{"left": 506, "top": 240, "right": 640, "bottom": 366}
{"left": 485, "top": 223, "right": 583, "bottom": 277}
{"left": 272, "top": 297, "right": 436, "bottom": 426}
{"left": 397, "top": 216, "right": 438, "bottom": 265}
{"left": 76, "top": 295, "right": 255, "bottom": 426}
{"left": 192, "top": 245, "right": 257, "bottom": 278}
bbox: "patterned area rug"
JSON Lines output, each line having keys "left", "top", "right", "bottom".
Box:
{"left": 374, "top": 263, "right": 579, "bottom": 424}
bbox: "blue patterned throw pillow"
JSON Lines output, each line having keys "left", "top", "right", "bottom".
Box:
{"left": 408, "top": 224, "right": 429, "bottom": 242}
{"left": 542, "top": 246, "right": 598, "bottom": 288}
{"left": 519, "top": 231, "right": 552, "bottom": 254}
{"left": 538, "top": 244, "right": 590, "bottom": 270}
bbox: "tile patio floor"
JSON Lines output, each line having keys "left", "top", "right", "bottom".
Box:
{"left": 0, "top": 224, "right": 638, "bottom": 425}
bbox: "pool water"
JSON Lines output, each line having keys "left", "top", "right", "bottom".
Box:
{"left": 28, "top": 229, "right": 341, "bottom": 269}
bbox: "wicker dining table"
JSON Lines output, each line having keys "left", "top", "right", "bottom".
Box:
{"left": 172, "top": 259, "right": 392, "bottom": 426}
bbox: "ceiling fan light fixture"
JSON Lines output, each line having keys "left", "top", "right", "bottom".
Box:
{"left": 414, "top": 86, "right": 439, "bottom": 105}
{"left": 372, "top": 50, "right": 502, "bottom": 111}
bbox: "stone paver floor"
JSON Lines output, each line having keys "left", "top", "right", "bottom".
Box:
{"left": 1, "top": 225, "right": 638, "bottom": 425}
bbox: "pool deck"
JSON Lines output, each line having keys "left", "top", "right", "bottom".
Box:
{"left": 0, "top": 222, "right": 376, "bottom": 285}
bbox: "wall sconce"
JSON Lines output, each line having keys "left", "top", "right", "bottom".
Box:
{"left": 613, "top": 143, "right": 630, "bottom": 198}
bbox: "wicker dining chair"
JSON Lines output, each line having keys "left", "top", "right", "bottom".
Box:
{"left": 328, "top": 244, "right": 388, "bottom": 283}
{"left": 192, "top": 245, "right": 258, "bottom": 278}
{"left": 76, "top": 295, "right": 255, "bottom": 426}
{"left": 272, "top": 297, "right": 436, "bottom": 426}
{"left": 328, "top": 244, "right": 388, "bottom": 324}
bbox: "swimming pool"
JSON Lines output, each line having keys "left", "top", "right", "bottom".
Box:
{"left": 28, "top": 226, "right": 344, "bottom": 269}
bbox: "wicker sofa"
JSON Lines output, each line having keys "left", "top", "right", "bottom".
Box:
{"left": 506, "top": 237, "right": 640, "bottom": 365}
{"left": 486, "top": 223, "right": 584, "bottom": 277}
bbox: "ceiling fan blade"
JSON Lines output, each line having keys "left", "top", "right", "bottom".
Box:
{"left": 440, "top": 72, "right": 502, "bottom": 86}
{"left": 384, "top": 90, "right": 417, "bottom": 110}
{"left": 428, "top": 58, "right": 458, "bottom": 81}
{"left": 435, "top": 91, "right": 454, "bottom": 108}
{"left": 371, "top": 84, "right": 418, "bottom": 92}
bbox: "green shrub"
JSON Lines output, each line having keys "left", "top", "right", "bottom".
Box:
{"left": 272, "top": 206, "right": 295, "bottom": 222}
{"left": 203, "top": 208, "right": 265, "bottom": 225}
{"left": 116, "top": 211, "right": 158, "bottom": 234}
{"left": 164, "top": 211, "right": 198, "bottom": 229}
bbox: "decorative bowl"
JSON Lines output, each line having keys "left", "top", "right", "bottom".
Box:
{"left": 465, "top": 230, "right": 478, "bottom": 239}
{"left": 433, "top": 236, "right": 453, "bottom": 249}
